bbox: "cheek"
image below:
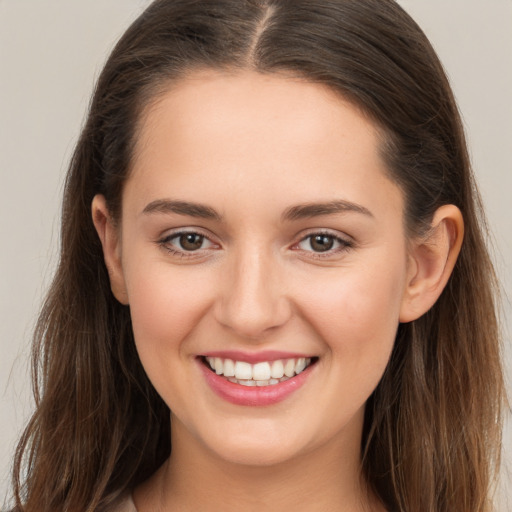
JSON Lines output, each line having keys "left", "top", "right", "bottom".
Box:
{"left": 122, "top": 261, "right": 219, "bottom": 410}
{"left": 295, "top": 253, "right": 407, "bottom": 361}
{"left": 123, "top": 260, "right": 215, "bottom": 355}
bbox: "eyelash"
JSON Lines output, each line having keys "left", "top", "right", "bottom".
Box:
{"left": 157, "top": 229, "right": 354, "bottom": 259}
{"left": 293, "top": 230, "right": 354, "bottom": 259}
{"left": 158, "top": 230, "right": 216, "bottom": 259}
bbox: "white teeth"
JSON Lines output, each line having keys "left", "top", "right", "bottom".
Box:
{"left": 223, "top": 358, "right": 235, "bottom": 377}
{"left": 295, "top": 357, "right": 307, "bottom": 374}
{"left": 252, "top": 362, "right": 271, "bottom": 380}
{"left": 270, "top": 360, "right": 284, "bottom": 379}
{"left": 205, "top": 356, "right": 314, "bottom": 386}
{"left": 234, "top": 361, "right": 252, "bottom": 380}
{"left": 284, "top": 358, "right": 296, "bottom": 377}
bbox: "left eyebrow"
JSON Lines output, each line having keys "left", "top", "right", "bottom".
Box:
{"left": 282, "top": 200, "right": 373, "bottom": 222}
{"left": 141, "top": 199, "right": 222, "bottom": 220}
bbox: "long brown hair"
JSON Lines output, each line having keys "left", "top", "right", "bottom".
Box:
{"left": 12, "top": 1, "right": 505, "bottom": 510}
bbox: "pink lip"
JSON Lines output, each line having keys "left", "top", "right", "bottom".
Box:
{"left": 200, "top": 350, "right": 313, "bottom": 364}
{"left": 198, "top": 358, "right": 315, "bottom": 407}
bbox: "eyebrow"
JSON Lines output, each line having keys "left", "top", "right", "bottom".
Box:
{"left": 142, "top": 199, "right": 222, "bottom": 220}
{"left": 141, "top": 198, "right": 373, "bottom": 222}
{"left": 282, "top": 200, "right": 373, "bottom": 222}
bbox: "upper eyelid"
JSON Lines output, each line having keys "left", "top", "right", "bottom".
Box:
{"left": 157, "top": 230, "right": 219, "bottom": 258}
{"left": 294, "top": 235, "right": 351, "bottom": 249}
{"left": 159, "top": 227, "right": 217, "bottom": 242}
{"left": 290, "top": 230, "right": 355, "bottom": 258}
{"left": 294, "top": 228, "right": 353, "bottom": 244}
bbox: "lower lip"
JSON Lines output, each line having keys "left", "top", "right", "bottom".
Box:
{"left": 198, "top": 360, "right": 314, "bottom": 406}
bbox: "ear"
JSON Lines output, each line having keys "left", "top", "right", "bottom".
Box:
{"left": 91, "top": 194, "right": 129, "bottom": 305}
{"left": 399, "top": 204, "right": 464, "bottom": 323}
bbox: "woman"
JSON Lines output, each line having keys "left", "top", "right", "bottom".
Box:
{"left": 11, "top": 0, "right": 506, "bottom": 511}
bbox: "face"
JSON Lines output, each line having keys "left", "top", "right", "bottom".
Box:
{"left": 100, "top": 70, "right": 415, "bottom": 467}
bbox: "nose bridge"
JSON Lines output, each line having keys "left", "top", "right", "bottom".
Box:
{"left": 215, "top": 240, "right": 290, "bottom": 339}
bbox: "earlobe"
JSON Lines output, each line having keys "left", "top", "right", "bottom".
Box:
{"left": 91, "top": 195, "right": 129, "bottom": 305}
{"left": 399, "top": 204, "right": 464, "bottom": 323}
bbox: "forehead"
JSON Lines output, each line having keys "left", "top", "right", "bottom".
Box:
{"left": 134, "top": 69, "right": 376, "bottom": 164}
{"left": 126, "top": 70, "right": 403, "bottom": 222}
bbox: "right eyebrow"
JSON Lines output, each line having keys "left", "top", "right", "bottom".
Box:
{"left": 281, "top": 199, "right": 373, "bottom": 222}
{"left": 141, "top": 199, "right": 222, "bottom": 221}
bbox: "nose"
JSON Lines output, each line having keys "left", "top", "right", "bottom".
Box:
{"left": 213, "top": 244, "right": 292, "bottom": 340}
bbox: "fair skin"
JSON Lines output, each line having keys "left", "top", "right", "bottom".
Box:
{"left": 93, "top": 70, "right": 463, "bottom": 511}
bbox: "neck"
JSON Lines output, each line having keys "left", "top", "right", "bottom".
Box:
{"left": 134, "top": 414, "right": 383, "bottom": 512}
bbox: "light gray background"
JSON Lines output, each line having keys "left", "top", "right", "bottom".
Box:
{"left": 1, "top": 1, "right": 511, "bottom": 509}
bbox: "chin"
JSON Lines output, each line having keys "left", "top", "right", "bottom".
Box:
{"left": 212, "top": 441, "right": 303, "bottom": 468}
{"left": 197, "top": 423, "right": 313, "bottom": 468}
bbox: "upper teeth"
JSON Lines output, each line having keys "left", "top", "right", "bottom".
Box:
{"left": 205, "top": 357, "right": 311, "bottom": 382}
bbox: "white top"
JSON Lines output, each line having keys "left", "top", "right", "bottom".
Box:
{"left": 110, "top": 493, "right": 138, "bottom": 512}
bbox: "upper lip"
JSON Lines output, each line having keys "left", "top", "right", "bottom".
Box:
{"left": 199, "top": 350, "right": 316, "bottom": 364}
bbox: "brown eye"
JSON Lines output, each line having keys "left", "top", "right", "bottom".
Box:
{"left": 296, "top": 232, "right": 352, "bottom": 256}
{"left": 160, "top": 230, "right": 217, "bottom": 256}
{"left": 179, "top": 233, "right": 205, "bottom": 251}
{"left": 309, "top": 234, "right": 335, "bottom": 252}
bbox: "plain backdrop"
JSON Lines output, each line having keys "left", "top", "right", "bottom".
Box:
{"left": 1, "top": 1, "right": 511, "bottom": 509}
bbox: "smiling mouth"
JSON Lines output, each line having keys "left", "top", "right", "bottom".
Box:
{"left": 201, "top": 356, "right": 318, "bottom": 387}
